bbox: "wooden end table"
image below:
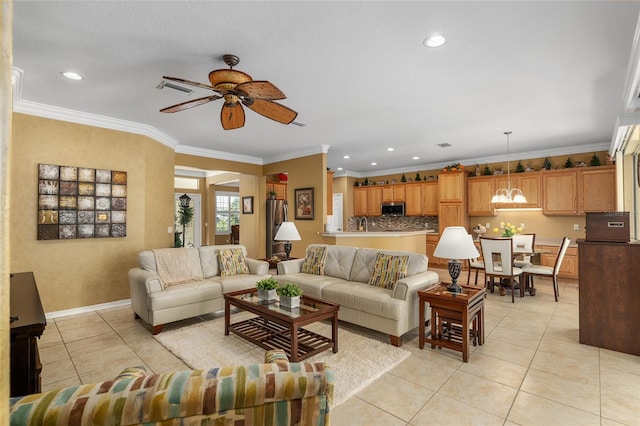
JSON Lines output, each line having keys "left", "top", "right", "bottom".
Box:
{"left": 418, "top": 282, "right": 485, "bottom": 362}
{"left": 224, "top": 288, "right": 339, "bottom": 362}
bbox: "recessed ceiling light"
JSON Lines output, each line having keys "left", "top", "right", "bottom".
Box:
{"left": 412, "top": 156, "right": 420, "bottom": 160}
{"left": 343, "top": 155, "right": 350, "bottom": 159}
{"left": 386, "top": 147, "right": 395, "bottom": 152}
{"left": 61, "top": 71, "right": 83, "bottom": 80}
{"left": 423, "top": 34, "right": 446, "bottom": 48}
{"left": 371, "top": 162, "right": 377, "bottom": 166}
{"left": 337, "top": 167, "right": 343, "bottom": 171}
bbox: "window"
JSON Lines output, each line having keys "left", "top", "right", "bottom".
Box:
{"left": 216, "top": 192, "right": 240, "bottom": 234}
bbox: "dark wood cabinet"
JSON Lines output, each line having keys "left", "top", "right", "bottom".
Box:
{"left": 10, "top": 272, "right": 47, "bottom": 397}
{"left": 577, "top": 240, "right": 640, "bottom": 356}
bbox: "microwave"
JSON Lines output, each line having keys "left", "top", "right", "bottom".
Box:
{"left": 381, "top": 202, "right": 405, "bottom": 216}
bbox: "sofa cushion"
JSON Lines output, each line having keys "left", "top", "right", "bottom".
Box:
{"left": 322, "top": 281, "right": 404, "bottom": 321}
{"left": 349, "top": 248, "right": 428, "bottom": 283}
{"left": 368, "top": 253, "right": 409, "bottom": 289}
{"left": 219, "top": 248, "right": 250, "bottom": 276}
{"left": 218, "top": 274, "right": 271, "bottom": 294}
{"left": 324, "top": 245, "right": 358, "bottom": 280}
{"left": 138, "top": 250, "right": 157, "bottom": 272}
{"left": 276, "top": 273, "right": 347, "bottom": 299}
{"left": 148, "top": 279, "right": 222, "bottom": 311}
{"left": 301, "top": 246, "right": 328, "bottom": 275}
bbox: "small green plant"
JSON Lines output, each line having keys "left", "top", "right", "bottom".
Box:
{"left": 590, "top": 152, "right": 601, "bottom": 167}
{"left": 400, "top": 173, "right": 407, "bottom": 182}
{"left": 515, "top": 161, "right": 524, "bottom": 173}
{"left": 564, "top": 157, "right": 574, "bottom": 168}
{"left": 482, "top": 165, "right": 492, "bottom": 175}
{"left": 277, "top": 282, "right": 303, "bottom": 297}
{"left": 256, "top": 276, "right": 279, "bottom": 291}
{"left": 543, "top": 157, "right": 552, "bottom": 170}
{"left": 415, "top": 172, "right": 422, "bottom": 181}
{"left": 363, "top": 177, "right": 369, "bottom": 185}
{"left": 268, "top": 190, "right": 277, "bottom": 197}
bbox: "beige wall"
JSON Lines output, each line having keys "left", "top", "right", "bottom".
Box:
{"left": 10, "top": 114, "right": 175, "bottom": 312}
{"left": 264, "top": 153, "right": 327, "bottom": 259}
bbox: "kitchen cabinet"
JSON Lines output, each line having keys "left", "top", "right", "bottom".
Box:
{"left": 326, "top": 170, "right": 334, "bottom": 214}
{"left": 542, "top": 170, "right": 578, "bottom": 215}
{"left": 542, "top": 166, "right": 615, "bottom": 216}
{"left": 354, "top": 187, "right": 368, "bottom": 216}
{"left": 405, "top": 183, "right": 422, "bottom": 216}
{"left": 494, "top": 173, "right": 541, "bottom": 209}
{"left": 421, "top": 182, "right": 439, "bottom": 216}
{"left": 266, "top": 182, "right": 287, "bottom": 200}
{"left": 537, "top": 244, "right": 578, "bottom": 279}
{"left": 467, "top": 176, "right": 495, "bottom": 216}
{"left": 579, "top": 166, "right": 615, "bottom": 213}
{"left": 438, "top": 172, "right": 465, "bottom": 202}
{"left": 426, "top": 233, "right": 446, "bottom": 266}
{"left": 382, "top": 184, "right": 405, "bottom": 202}
{"left": 439, "top": 202, "right": 468, "bottom": 233}
{"left": 367, "top": 186, "right": 383, "bottom": 216}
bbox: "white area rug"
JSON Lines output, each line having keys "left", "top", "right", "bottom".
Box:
{"left": 154, "top": 316, "right": 411, "bottom": 407}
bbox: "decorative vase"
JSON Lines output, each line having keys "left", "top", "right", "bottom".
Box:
{"left": 279, "top": 295, "right": 300, "bottom": 309}
{"left": 257, "top": 289, "right": 277, "bottom": 301}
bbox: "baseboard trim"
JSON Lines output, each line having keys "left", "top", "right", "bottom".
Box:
{"left": 45, "top": 299, "right": 131, "bottom": 320}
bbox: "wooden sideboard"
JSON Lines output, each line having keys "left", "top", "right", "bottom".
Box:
{"left": 577, "top": 240, "right": 640, "bottom": 356}
{"left": 10, "top": 272, "right": 47, "bottom": 397}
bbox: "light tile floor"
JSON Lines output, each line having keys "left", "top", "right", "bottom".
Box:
{"left": 38, "top": 269, "right": 640, "bottom": 425}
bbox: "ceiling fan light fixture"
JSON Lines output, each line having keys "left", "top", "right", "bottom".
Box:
{"left": 208, "top": 69, "right": 252, "bottom": 90}
{"left": 61, "top": 71, "right": 83, "bottom": 80}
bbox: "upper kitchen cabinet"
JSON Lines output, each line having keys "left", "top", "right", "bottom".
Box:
{"left": 367, "top": 186, "right": 383, "bottom": 216}
{"left": 467, "top": 176, "right": 495, "bottom": 216}
{"left": 579, "top": 165, "right": 615, "bottom": 213}
{"left": 542, "top": 166, "right": 615, "bottom": 216}
{"left": 266, "top": 182, "right": 287, "bottom": 200}
{"left": 438, "top": 172, "right": 465, "bottom": 202}
{"left": 354, "top": 187, "right": 368, "bottom": 216}
{"left": 404, "top": 182, "right": 422, "bottom": 216}
{"left": 421, "top": 182, "right": 439, "bottom": 216}
{"left": 542, "top": 169, "right": 579, "bottom": 215}
{"left": 494, "top": 173, "right": 541, "bottom": 209}
{"left": 382, "top": 184, "right": 405, "bottom": 203}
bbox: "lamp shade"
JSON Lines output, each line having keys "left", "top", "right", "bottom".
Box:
{"left": 433, "top": 226, "right": 479, "bottom": 260}
{"left": 274, "top": 222, "right": 301, "bottom": 241}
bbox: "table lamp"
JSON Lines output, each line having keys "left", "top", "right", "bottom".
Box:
{"left": 434, "top": 226, "right": 480, "bottom": 293}
{"left": 274, "top": 222, "right": 301, "bottom": 259}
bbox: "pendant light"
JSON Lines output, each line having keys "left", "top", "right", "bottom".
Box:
{"left": 491, "top": 131, "right": 528, "bottom": 204}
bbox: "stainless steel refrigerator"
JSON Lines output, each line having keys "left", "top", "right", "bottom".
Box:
{"left": 266, "top": 199, "right": 288, "bottom": 258}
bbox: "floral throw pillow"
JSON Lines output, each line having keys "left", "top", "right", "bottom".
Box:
{"left": 218, "top": 248, "right": 249, "bottom": 276}
{"left": 368, "top": 253, "right": 409, "bottom": 289}
{"left": 301, "top": 246, "right": 328, "bottom": 275}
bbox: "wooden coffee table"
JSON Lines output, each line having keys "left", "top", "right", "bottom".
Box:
{"left": 224, "top": 288, "right": 339, "bottom": 362}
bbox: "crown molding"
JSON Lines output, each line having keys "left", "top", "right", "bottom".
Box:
{"left": 175, "top": 144, "right": 264, "bottom": 165}
{"left": 262, "top": 143, "right": 330, "bottom": 164}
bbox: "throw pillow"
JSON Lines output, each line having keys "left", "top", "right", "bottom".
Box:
{"left": 301, "top": 246, "right": 328, "bottom": 275}
{"left": 218, "top": 248, "right": 250, "bottom": 276}
{"left": 368, "top": 253, "right": 409, "bottom": 289}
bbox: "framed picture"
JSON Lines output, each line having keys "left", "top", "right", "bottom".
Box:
{"left": 242, "top": 196, "right": 254, "bottom": 214}
{"left": 294, "top": 187, "right": 314, "bottom": 220}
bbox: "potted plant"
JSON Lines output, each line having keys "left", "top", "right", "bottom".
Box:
{"left": 277, "top": 282, "right": 303, "bottom": 308}
{"left": 256, "top": 276, "right": 279, "bottom": 300}
{"left": 267, "top": 190, "right": 277, "bottom": 200}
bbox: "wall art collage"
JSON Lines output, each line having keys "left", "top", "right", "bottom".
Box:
{"left": 37, "top": 164, "right": 127, "bottom": 240}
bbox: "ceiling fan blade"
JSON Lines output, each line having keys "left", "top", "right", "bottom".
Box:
{"left": 236, "top": 81, "right": 286, "bottom": 100}
{"left": 162, "top": 76, "right": 219, "bottom": 92}
{"left": 243, "top": 98, "right": 298, "bottom": 124}
{"left": 160, "top": 95, "right": 222, "bottom": 113}
{"left": 221, "top": 103, "right": 245, "bottom": 130}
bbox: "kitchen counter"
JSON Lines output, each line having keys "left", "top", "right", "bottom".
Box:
{"left": 321, "top": 230, "right": 433, "bottom": 255}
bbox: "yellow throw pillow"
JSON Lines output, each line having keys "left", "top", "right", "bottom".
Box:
{"left": 301, "top": 246, "right": 328, "bottom": 275}
{"left": 368, "top": 253, "right": 409, "bottom": 289}
{"left": 218, "top": 248, "right": 249, "bottom": 276}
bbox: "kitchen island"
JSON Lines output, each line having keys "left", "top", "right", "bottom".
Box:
{"left": 321, "top": 230, "right": 434, "bottom": 255}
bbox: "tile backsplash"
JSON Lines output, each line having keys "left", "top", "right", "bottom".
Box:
{"left": 348, "top": 215, "right": 438, "bottom": 232}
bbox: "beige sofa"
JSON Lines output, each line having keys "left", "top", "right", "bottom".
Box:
{"left": 277, "top": 244, "right": 439, "bottom": 346}
{"left": 129, "top": 244, "right": 270, "bottom": 334}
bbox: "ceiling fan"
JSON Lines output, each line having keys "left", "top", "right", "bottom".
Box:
{"left": 160, "top": 54, "right": 298, "bottom": 130}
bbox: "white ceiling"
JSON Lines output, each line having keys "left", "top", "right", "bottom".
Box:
{"left": 11, "top": 1, "right": 640, "bottom": 176}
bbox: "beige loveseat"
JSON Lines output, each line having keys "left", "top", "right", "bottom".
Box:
{"left": 129, "top": 245, "right": 270, "bottom": 334}
{"left": 277, "top": 244, "right": 439, "bottom": 346}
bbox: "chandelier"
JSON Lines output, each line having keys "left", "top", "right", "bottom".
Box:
{"left": 491, "top": 131, "right": 528, "bottom": 204}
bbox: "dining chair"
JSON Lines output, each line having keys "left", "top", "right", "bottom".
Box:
{"left": 466, "top": 235, "right": 484, "bottom": 285}
{"left": 512, "top": 233, "right": 536, "bottom": 268}
{"left": 521, "top": 237, "right": 571, "bottom": 302}
{"left": 479, "top": 237, "right": 524, "bottom": 303}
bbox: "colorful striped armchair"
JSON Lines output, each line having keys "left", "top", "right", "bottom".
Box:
{"left": 10, "top": 349, "right": 334, "bottom": 425}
